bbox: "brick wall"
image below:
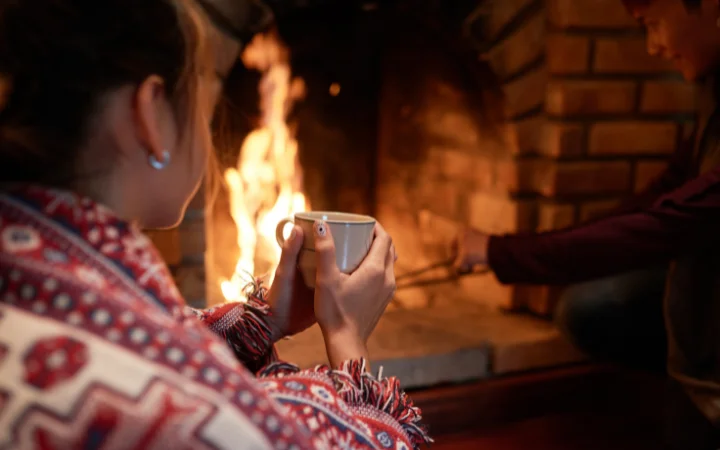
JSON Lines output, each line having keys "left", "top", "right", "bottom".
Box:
{"left": 376, "top": 7, "right": 525, "bottom": 311}
{"left": 378, "top": 0, "right": 694, "bottom": 314}
{"left": 471, "top": 0, "right": 694, "bottom": 315}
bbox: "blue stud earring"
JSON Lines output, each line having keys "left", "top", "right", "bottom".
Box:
{"left": 148, "top": 150, "right": 171, "bottom": 170}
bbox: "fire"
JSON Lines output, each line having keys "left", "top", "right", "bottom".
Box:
{"left": 221, "top": 32, "right": 308, "bottom": 302}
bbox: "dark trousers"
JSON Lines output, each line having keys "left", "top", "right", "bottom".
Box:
{"left": 554, "top": 267, "right": 720, "bottom": 449}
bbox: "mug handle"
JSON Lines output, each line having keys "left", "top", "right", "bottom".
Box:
{"left": 275, "top": 218, "right": 295, "bottom": 247}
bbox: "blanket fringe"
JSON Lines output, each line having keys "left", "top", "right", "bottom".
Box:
{"left": 212, "top": 277, "right": 277, "bottom": 372}
{"left": 260, "top": 359, "right": 432, "bottom": 448}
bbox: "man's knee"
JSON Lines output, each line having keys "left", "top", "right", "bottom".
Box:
{"left": 553, "top": 269, "right": 667, "bottom": 370}
{"left": 554, "top": 282, "right": 610, "bottom": 351}
{"left": 554, "top": 268, "right": 667, "bottom": 342}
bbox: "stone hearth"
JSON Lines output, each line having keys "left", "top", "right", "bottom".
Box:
{"left": 277, "top": 300, "right": 585, "bottom": 389}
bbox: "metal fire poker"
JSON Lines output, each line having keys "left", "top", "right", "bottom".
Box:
{"left": 394, "top": 259, "right": 490, "bottom": 290}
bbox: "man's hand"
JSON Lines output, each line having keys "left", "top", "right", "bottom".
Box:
{"left": 451, "top": 228, "right": 490, "bottom": 273}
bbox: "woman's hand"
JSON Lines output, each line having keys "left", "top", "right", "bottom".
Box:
{"left": 312, "top": 220, "right": 397, "bottom": 367}
{"left": 265, "top": 226, "right": 316, "bottom": 342}
{"left": 451, "top": 228, "right": 490, "bottom": 273}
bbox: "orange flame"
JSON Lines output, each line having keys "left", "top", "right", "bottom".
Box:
{"left": 221, "top": 32, "right": 308, "bottom": 302}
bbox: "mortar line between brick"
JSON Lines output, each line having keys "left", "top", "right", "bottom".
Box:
{"left": 549, "top": 154, "right": 672, "bottom": 163}
{"left": 485, "top": 0, "right": 544, "bottom": 49}
{"left": 587, "top": 37, "right": 596, "bottom": 72}
{"left": 545, "top": 113, "right": 694, "bottom": 123}
{"left": 509, "top": 105, "right": 545, "bottom": 122}
{"left": 572, "top": 204, "right": 582, "bottom": 223}
{"left": 501, "top": 55, "right": 546, "bottom": 85}
{"left": 547, "top": 26, "right": 643, "bottom": 37}
{"left": 628, "top": 159, "right": 638, "bottom": 195}
{"left": 581, "top": 124, "right": 590, "bottom": 158}
{"left": 633, "top": 80, "right": 643, "bottom": 113}
{"left": 512, "top": 192, "right": 637, "bottom": 202}
{"left": 550, "top": 73, "right": 683, "bottom": 82}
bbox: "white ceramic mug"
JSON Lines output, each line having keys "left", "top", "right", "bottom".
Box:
{"left": 275, "top": 211, "right": 376, "bottom": 288}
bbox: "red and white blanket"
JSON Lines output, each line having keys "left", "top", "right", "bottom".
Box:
{"left": 0, "top": 186, "right": 429, "bottom": 449}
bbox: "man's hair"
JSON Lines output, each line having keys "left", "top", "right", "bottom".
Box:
{"left": 622, "top": 0, "right": 701, "bottom": 10}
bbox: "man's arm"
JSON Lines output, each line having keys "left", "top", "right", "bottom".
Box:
{"left": 488, "top": 159, "right": 720, "bottom": 285}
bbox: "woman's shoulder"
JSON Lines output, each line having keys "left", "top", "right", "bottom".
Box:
{"left": 0, "top": 186, "right": 187, "bottom": 313}
{"left": 0, "top": 277, "right": 280, "bottom": 450}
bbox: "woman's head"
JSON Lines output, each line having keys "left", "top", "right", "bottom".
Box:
{"left": 0, "top": 0, "right": 242, "bottom": 228}
{"left": 623, "top": 0, "right": 720, "bottom": 81}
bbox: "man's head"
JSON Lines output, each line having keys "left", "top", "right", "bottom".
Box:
{"left": 623, "top": 0, "right": 720, "bottom": 81}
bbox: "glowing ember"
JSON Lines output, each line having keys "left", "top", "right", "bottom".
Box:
{"left": 221, "top": 32, "right": 308, "bottom": 302}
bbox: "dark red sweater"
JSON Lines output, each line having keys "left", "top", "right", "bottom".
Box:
{"left": 487, "top": 98, "right": 720, "bottom": 425}
{"left": 487, "top": 128, "right": 720, "bottom": 285}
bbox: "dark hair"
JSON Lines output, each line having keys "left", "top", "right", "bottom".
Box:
{"left": 0, "top": 0, "right": 208, "bottom": 187}
{"left": 621, "top": 0, "right": 701, "bottom": 10}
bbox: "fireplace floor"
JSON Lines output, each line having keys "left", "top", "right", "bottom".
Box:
{"left": 276, "top": 300, "right": 587, "bottom": 389}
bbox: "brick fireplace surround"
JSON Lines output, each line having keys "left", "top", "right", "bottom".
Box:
{"left": 148, "top": 0, "right": 693, "bottom": 388}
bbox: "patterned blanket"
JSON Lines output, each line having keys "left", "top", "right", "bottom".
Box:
{"left": 0, "top": 186, "right": 429, "bottom": 449}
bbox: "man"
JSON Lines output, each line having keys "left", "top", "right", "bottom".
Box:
{"left": 454, "top": 0, "right": 720, "bottom": 445}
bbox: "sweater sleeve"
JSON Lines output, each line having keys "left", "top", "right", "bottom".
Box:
{"left": 185, "top": 280, "right": 277, "bottom": 374}
{"left": 488, "top": 162, "right": 720, "bottom": 285}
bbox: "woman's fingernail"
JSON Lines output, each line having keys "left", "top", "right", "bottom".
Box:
{"left": 288, "top": 226, "right": 297, "bottom": 242}
{"left": 314, "top": 220, "right": 327, "bottom": 237}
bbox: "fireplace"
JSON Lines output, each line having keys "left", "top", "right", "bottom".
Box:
{"left": 149, "top": 0, "right": 694, "bottom": 388}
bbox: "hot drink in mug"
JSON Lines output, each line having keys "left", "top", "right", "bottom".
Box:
{"left": 275, "top": 211, "right": 375, "bottom": 288}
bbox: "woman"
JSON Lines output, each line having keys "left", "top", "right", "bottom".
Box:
{"left": 0, "top": 1, "right": 429, "bottom": 449}
{"left": 454, "top": 0, "right": 720, "bottom": 443}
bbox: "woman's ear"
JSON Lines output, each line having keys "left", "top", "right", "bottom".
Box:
{"left": 134, "top": 75, "right": 172, "bottom": 161}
